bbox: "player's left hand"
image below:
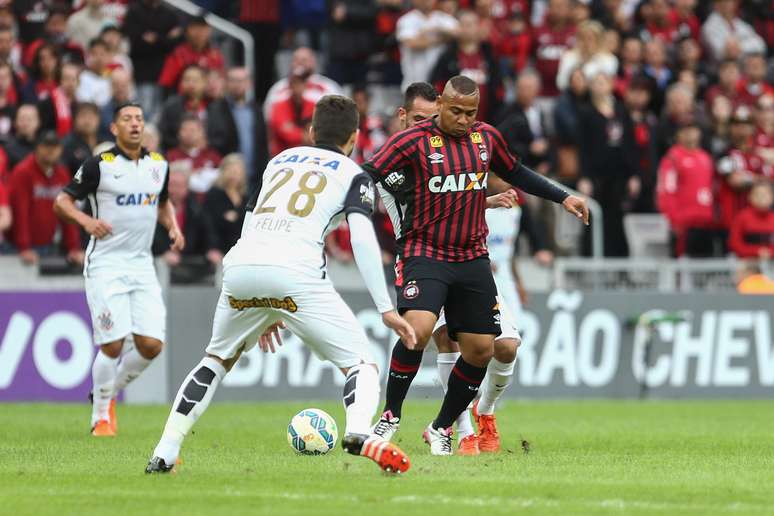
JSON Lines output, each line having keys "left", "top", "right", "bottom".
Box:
{"left": 562, "top": 195, "right": 589, "bottom": 225}
{"left": 486, "top": 189, "right": 519, "bottom": 209}
{"left": 258, "top": 321, "right": 286, "bottom": 353}
{"left": 168, "top": 227, "right": 185, "bottom": 252}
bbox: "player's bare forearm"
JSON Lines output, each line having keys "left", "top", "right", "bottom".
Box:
{"left": 54, "top": 192, "right": 91, "bottom": 227}
{"left": 157, "top": 200, "right": 178, "bottom": 232}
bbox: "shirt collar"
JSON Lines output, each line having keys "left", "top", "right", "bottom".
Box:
{"left": 111, "top": 145, "right": 149, "bottom": 160}
{"left": 313, "top": 143, "right": 344, "bottom": 155}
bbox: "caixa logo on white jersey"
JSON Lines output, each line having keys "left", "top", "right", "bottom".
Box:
{"left": 428, "top": 172, "right": 488, "bottom": 193}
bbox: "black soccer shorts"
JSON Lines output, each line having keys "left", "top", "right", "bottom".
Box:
{"left": 394, "top": 255, "right": 501, "bottom": 339}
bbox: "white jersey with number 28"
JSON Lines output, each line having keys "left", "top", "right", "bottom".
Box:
{"left": 224, "top": 145, "right": 375, "bottom": 277}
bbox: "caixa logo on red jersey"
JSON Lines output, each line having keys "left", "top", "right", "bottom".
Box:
{"left": 428, "top": 172, "right": 488, "bottom": 193}
{"left": 116, "top": 193, "right": 159, "bottom": 206}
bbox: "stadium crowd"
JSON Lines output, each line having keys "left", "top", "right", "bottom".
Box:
{"left": 0, "top": 0, "right": 772, "bottom": 273}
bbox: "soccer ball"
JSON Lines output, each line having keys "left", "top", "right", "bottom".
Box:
{"left": 287, "top": 408, "right": 338, "bottom": 455}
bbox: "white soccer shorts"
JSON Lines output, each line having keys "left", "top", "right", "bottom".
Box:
{"left": 205, "top": 265, "right": 374, "bottom": 369}
{"left": 433, "top": 289, "right": 521, "bottom": 342}
{"left": 85, "top": 272, "right": 166, "bottom": 345}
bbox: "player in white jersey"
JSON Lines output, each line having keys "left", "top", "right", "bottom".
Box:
{"left": 146, "top": 95, "right": 416, "bottom": 475}
{"left": 54, "top": 102, "right": 185, "bottom": 437}
{"left": 370, "top": 83, "right": 522, "bottom": 455}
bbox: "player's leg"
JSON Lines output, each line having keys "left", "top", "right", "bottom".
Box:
{"left": 279, "top": 277, "right": 410, "bottom": 473}
{"left": 147, "top": 266, "right": 272, "bottom": 472}
{"left": 423, "top": 258, "right": 499, "bottom": 455}
{"left": 374, "top": 258, "right": 448, "bottom": 439}
{"left": 432, "top": 320, "right": 478, "bottom": 455}
{"left": 85, "top": 275, "right": 132, "bottom": 436}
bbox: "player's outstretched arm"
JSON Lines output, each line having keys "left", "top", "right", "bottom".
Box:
{"left": 54, "top": 192, "right": 113, "bottom": 239}
{"left": 347, "top": 212, "right": 417, "bottom": 348}
{"left": 496, "top": 163, "right": 590, "bottom": 225}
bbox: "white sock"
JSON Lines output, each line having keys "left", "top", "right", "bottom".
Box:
{"left": 343, "top": 364, "right": 380, "bottom": 435}
{"left": 114, "top": 348, "right": 152, "bottom": 392}
{"left": 91, "top": 351, "right": 119, "bottom": 426}
{"left": 436, "top": 352, "right": 474, "bottom": 438}
{"left": 153, "top": 357, "right": 226, "bottom": 464}
{"left": 477, "top": 358, "right": 515, "bottom": 415}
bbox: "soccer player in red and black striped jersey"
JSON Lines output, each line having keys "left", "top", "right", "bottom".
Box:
{"left": 363, "top": 75, "right": 588, "bottom": 455}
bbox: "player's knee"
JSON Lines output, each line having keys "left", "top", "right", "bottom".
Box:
{"left": 135, "top": 338, "right": 163, "bottom": 359}
{"left": 494, "top": 337, "right": 519, "bottom": 363}
{"left": 100, "top": 341, "right": 123, "bottom": 358}
{"left": 433, "top": 329, "right": 459, "bottom": 353}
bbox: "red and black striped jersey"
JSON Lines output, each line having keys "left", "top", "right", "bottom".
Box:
{"left": 363, "top": 117, "right": 519, "bottom": 262}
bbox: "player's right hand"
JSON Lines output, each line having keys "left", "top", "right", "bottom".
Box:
{"left": 382, "top": 310, "right": 417, "bottom": 349}
{"left": 258, "top": 321, "right": 286, "bottom": 353}
{"left": 84, "top": 218, "right": 113, "bottom": 239}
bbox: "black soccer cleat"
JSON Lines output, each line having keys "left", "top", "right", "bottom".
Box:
{"left": 145, "top": 456, "right": 175, "bottom": 474}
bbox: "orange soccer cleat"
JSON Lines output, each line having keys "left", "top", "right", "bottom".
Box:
{"left": 91, "top": 419, "right": 116, "bottom": 437}
{"left": 109, "top": 399, "right": 118, "bottom": 434}
{"left": 458, "top": 434, "right": 480, "bottom": 456}
{"left": 473, "top": 400, "right": 501, "bottom": 453}
{"left": 358, "top": 436, "right": 411, "bottom": 474}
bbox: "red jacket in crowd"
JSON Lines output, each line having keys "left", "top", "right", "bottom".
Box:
{"left": 717, "top": 148, "right": 774, "bottom": 227}
{"left": 657, "top": 144, "right": 717, "bottom": 230}
{"left": 532, "top": 23, "right": 575, "bottom": 97}
{"left": 158, "top": 42, "right": 225, "bottom": 90}
{"left": 268, "top": 96, "right": 315, "bottom": 157}
{"left": 8, "top": 154, "right": 80, "bottom": 252}
{"left": 728, "top": 206, "right": 774, "bottom": 258}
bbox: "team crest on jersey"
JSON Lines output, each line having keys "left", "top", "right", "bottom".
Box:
{"left": 479, "top": 149, "right": 488, "bottom": 163}
{"left": 100, "top": 152, "right": 115, "bottom": 162}
{"left": 428, "top": 152, "right": 444, "bottom": 164}
{"left": 429, "top": 136, "right": 443, "bottom": 148}
{"left": 98, "top": 311, "right": 114, "bottom": 331}
{"left": 150, "top": 152, "right": 164, "bottom": 161}
{"left": 402, "top": 281, "right": 420, "bottom": 300}
{"left": 360, "top": 183, "right": 375, "bottom": 208}
{"left": 470, "top": 132, "right": 483, "bottom": 144}
{"left": 151, "top": 167, "right": 162, "bottom": 183}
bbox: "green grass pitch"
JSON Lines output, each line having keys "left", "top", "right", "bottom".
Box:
{"left": 1, "top": 400, "right": 772, "bottom": 515}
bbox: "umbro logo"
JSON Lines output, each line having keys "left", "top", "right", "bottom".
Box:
{"left": 428, "top": 152, "right": 444, "bottom": 164}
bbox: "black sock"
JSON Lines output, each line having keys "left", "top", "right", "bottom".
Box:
{"left": 382, "top": 339, "right": 423, "bottom": 419}
{"left": 433, "top": 357, "right": 487, "bottom": 430}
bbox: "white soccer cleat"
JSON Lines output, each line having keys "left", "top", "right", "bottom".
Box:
{"left": 371, "top": 411, "right": 400, "bottom": 441}
{"left": 422, "top": 423, "right": 453, "bottom": 456}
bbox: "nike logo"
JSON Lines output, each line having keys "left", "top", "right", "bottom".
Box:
{"left": 495, "top": 384, "right": 506, "bottom": 388}
{"left": 113, "top": 173, "right": 126, "bottom": 179}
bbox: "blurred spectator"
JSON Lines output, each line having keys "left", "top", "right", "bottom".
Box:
{"left": 624, "top": 76, "right": 658, "bottom": 212}
{"left": 532, "top": 0, "right": 576, "bottom": 98}
{"left": 158, "top": 65, "right": 238, "bottom": 156}
{"left": 705, "top": 59, "right": 742, "bottom": 109}
{"left": 655, "top": 83, "right": 707, "bottom": 158}
{"left": 637, "top": 0, "right": 679, "bottom": 44}
{"left": 0, "top": 62, "right": 18, "bottom": 142}
{"left": 99, "top": 67, "right": 134, "bottom": 137}
{"left": 61, "top": 102, "right": 100, "bottom": 176}
{"left": 152, "top": 168, "right": 213, "bottom": 265}
{"left": 351, "top": 86, "right": 387, "bottom": 165}
{"left": 553, "top": 67, "right": 587, "bottom": 180}
{"left": 225, "top": 67, "right": 267, "bottom": 184}
{"left": 23, "top": 5, "right": 84, "bottom": 67}
{"left": 709, "top": 94, "right": 734, "bottom": 156}
{"left": 124, "top": 0, "right": 182, "bottom": 120}
{"left": 12, "top": 0, "right": 51, "bottom": 44}
{"left": 641, "top": 38, "right": 671, "bottom": 114}
{"left": 8, "top": 130, "right": 82, "bottom": 265}
{"left": 670, "top": 0, "right": 701, "bottom": 41}
{"left": 576, "top": 73, "right": 636, "bottom": 257}
{"left": 738, "top": 53, "right": 773, "bottom": 107}
{"left": 755, "top": 95, "right": 774, "bottom": 166}
{"left": 206, "top": 69, "right": 225, "bottom": 101}
{"left": 497, "top": 69, "right": 550, "bottom": 173}
{"left": 490, "top": 6, "right": 531, "bottom": 75}
{"left": 66, "top": 0, "right": 117, "bottom": 51}
{"left": 656, "top": 120, "right": 721, "bottom": 257}
{"left": 0, "top": 24, "right": 22, "bottom": 72}
{"left": 167, "top": 115, "right": 222, "bottom": 196}
{"left": 556, "top": 20, "right": 617, "bottom": 91}
{"left": 613, "top": 34, "right": 642, "bottom": 96}
{"left": 326, "top": 0, "right": 377, "bottom": 87}
{"left": 736, "top": 262, "right": 774, "bottom": 294}
{"left": 21, "top": 42, "right": 61, "bottom": 103}
{"left": 396, "top": 0, "right": 459, "bottom": 91}
{"left": 158, "top": 14, "right": 224, "bottom": 93}
{"left": 202, "top": 154, "right": 247, "bottom": 262}
{"left": 263, "top": 47, "right": 342, "bottom": 121}
{"left": 728, "top": 180, "right": 774, "bottom": 259}
{"left": 430, "top": 9, "right": 503, "bottom": 122}
{"left": 717, "top": 106, "right": 774, "bottom": 229}
{"left": 99, "top": 25, "right": 132, "bottom": 74}
{"left": 3, "top": 103, "right": 40, "bottom": 168}
{"left": 675, "top": 36, "right": 711, "bottom": 95}
{"left": 701, "top": 0, "right": 765, "bottom": 63}
{"left": 237, "top": 0, "right": 281, "bottom": 101}
{"left": 38, "top": 61, "right": 79, "bottom": 137}
{"left": 0, "top": 179, "right": 10, "bottom": 247}
{"left": 268, "top": 68, "right": 315, "bottom": 157}
{"left": 142, "top": 122, "right": 161, "bottom": 153}
{"left": 76, "top": 38, "right": 113, "bottom": 108}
